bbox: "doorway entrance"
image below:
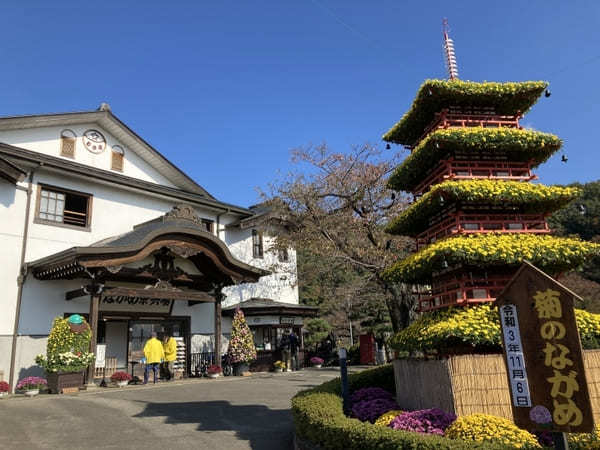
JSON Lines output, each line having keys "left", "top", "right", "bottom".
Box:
{"left": 127, "top": 318, "right": 189, "bottom": 379}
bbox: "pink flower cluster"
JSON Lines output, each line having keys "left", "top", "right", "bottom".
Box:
{"left": 389, "top": 408, "right": 456, "bottom": 436}
{"left": 110, "top": 371, "right": 132, "bottom": 382}
{"left": 16, "top": 376, "right": 47, "bottom": 390}
{"left": 207, "top": 365, "right": 222, "bottom": 374}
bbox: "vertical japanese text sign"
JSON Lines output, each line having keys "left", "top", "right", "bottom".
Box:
{"left": 496, "top": 261, "right": 593, "bottom": 433}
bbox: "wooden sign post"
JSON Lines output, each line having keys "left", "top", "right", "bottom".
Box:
{"left": 496, "top": 261, "right": 594, "bottom": 448}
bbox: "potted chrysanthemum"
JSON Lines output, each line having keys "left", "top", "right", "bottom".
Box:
{"left": 310, "top": 356, "right": 324, "bottom": 368}
{"left": 35, "top": 315, "right": 95, "bottom": 394}
{"left": 16, "top": 376, "right": 47, "bottom": 397}
{"left": 226, "top": 309, "right": 257, "bottom": 376}
{"left": 0, "top": 381, "right": 9, "bottom": 397}
{"left": 207, "top": 365, "right": 222, "bottom": 379}
{"left": 110, "top": 371, "right": 132, "bottom": 387}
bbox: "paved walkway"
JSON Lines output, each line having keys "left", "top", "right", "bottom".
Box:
{"left": 0, "top": 367, "right": 364, "bottom": 450}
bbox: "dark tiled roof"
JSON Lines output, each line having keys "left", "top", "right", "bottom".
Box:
{"left": 223, "top": 298, "right": 318, "bottom": 317}
{"left": 91, "top": 218, "right": 204, "bottom": 248}
{"left": 0, "top": 155, "right": 26, "bottom": 184}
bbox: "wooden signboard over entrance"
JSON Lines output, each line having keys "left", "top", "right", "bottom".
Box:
{"left": 496, "top": 261, "right": 593, "bottom": 433}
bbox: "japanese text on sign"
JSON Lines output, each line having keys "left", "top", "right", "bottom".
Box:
{"left": 500, "top": 304, "right": 531, "bottom": 407}
{"left": 534, "top": 288, "right": 583, "bottom": 427}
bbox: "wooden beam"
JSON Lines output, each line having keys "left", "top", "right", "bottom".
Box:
{"left": 86, "top": 294, "right": 100, "bottom": 385}
{"left": 103, "top": 286, "right": 214, "bottom": 302}
{"left": 214, "top": 298, "right": 222, "bottom": 362}
{"left": 65, "top": 288, "right": 87, "bottom": 301}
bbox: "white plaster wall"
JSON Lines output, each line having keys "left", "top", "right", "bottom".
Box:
{"left": 171, "top": 302, "right": 214, "bottom": 334}
{"left": 25, "top": 169, "right": 219, "bottom": 261}
{"left": 222, "top": 224, "right": 299, "bottom": 307}
{"left": 0, "top": 124, "right": 177, "bottom": 188}
{"left": 0, "top": 181, "right": 28, "bottom": 335}
{"left": 13, "top": 336, "right": 47, "bottom": 380}
{"left": 18, "top": 278, "right": 89, "bottom": 335}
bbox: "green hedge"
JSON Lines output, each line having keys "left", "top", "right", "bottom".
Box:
{"left": 292, "top": 365, "right": 507, "bottom": 449}
{"left": 383, "top": 79, "right": 547, "bottom": 146}
{"left": 390, "top": 303, "right": 600, "bottom": 355}
{"left": 387, "top": 128, "right": 562, "bottom": 192}
{"left": 385, "top": 180, "right": 580, "bottom": 236}
{"left": 383, "top": 233, "right": 600, "bottom": 284}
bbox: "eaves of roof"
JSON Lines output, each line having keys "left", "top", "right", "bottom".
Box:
{"left": 0, "top": 142, "right": 253, "bottom": 216}
{"left": 0, "top": 155, "right": 27, "bottom": 184}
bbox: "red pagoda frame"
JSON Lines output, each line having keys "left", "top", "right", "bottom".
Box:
{"left": 406, "top": 108, "right": 552, "bottom": 311}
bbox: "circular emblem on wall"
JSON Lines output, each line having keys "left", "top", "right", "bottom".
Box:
{"left": 82, "top": 129, "right": 106, "bottom": 154}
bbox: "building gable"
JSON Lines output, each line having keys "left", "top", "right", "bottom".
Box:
{"left": 0, "top": 107, "right": 212, "bottom": 197}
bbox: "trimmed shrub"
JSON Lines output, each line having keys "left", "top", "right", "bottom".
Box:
{"left": 445, "top": 414, "right": 540, "bottom": 449}
{"left": 292, "top": 365, "right": 507, "bottom": 449}
{"left": 374, "top": 410, "right": 403, "bottom": 427}
{"left": 389, "top": 408, "right": 456, "bottom": 436}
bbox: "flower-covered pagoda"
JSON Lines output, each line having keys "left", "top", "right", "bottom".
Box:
{"left": 382, "top": 79, "right": 598, "bottom": 312}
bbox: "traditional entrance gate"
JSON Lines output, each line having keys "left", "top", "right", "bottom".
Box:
{"left": 27, "top": 205, "right": 267, "bottom": 383}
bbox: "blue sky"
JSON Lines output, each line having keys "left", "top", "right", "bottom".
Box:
{"left": 1, "top": 1, "right": 599, "bottom": 206}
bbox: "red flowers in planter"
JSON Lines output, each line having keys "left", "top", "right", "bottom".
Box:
{"left": 110, "top": 371, "right": 132, "bottom": 382}
{"left": 0, "top": 381, "right": 9, "bottom": 393}
{"left": 207, "top": 365, "right": 222, "bottom": 375}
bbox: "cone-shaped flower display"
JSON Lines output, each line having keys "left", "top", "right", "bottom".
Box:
{"left": 384, "top": 79, "right": 600, "bottom": 311}
{"left": 227, "top": 308, "right": 257, "bottom": 364}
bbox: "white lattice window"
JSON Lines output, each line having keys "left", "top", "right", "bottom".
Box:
{"left": 37, "top": 186, "right": 92, "bottom": 229}
{"left": 60, "top": 129, "right": 77, "bottom": 158}
{"left": 111, "top": 145, "right": 124, "bottom": 171}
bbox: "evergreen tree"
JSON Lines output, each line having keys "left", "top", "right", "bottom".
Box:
{"left": 227, "top": 309, "right": 257, "bottom": 364}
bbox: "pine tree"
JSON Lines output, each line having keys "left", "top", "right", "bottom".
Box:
{"left": 227, "top": 309, "right": 257, "bottom": 364}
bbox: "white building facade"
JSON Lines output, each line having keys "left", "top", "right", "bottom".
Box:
{"left": 0, "top": 105, "right": 311, "bottom": 387}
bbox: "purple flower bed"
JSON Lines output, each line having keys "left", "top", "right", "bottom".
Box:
{"left": 351, "top": 398, "right": 400, "bottom": 423}
{"left": 350, "top": 387, "right": 394, "bottom": 404}
{"left": 389, "top": 408, "right": 456, "bottom": 436}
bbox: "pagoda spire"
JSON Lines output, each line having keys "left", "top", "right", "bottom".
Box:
{"left": 443, "top": 18, "right": 459, "bottom": 80}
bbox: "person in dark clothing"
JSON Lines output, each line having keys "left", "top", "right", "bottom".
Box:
{"left": 289, "top": 331, "right": 299, "bottom": 371}
{"left": 280, "top": 331, "right": 291, "bottom": 371}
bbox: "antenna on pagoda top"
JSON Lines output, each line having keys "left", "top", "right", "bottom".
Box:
{"left": 442, "top": 18, "right": 459, "bottom": 80}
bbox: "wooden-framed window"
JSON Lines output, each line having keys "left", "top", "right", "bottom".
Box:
{"left": 201, "top": 219, "right": 214, "bottom": 233}
{"left": 252, "top": 229, "right": 263, "bottom": 259}
{"left": 35, "top": 185, "right": 92, "bottom": 230}
{"left": 278, "top": 248, "right": 289, "bottom": 263}
{"left": 111, "top": 145, "right": 124, "bottom": 172}
{"left": 60, "top": 129, "right": 77, "bottom": 158}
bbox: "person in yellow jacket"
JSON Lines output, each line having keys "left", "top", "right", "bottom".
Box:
{"left": 162, "top": 331, "right": 177, "bottom": 381}
{"left": 143, "top": 331, "right": 164, "bottom": 384}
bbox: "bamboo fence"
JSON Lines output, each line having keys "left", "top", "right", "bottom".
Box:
{"left": 394, "top": 350, "right": 600, "bottom": 423}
